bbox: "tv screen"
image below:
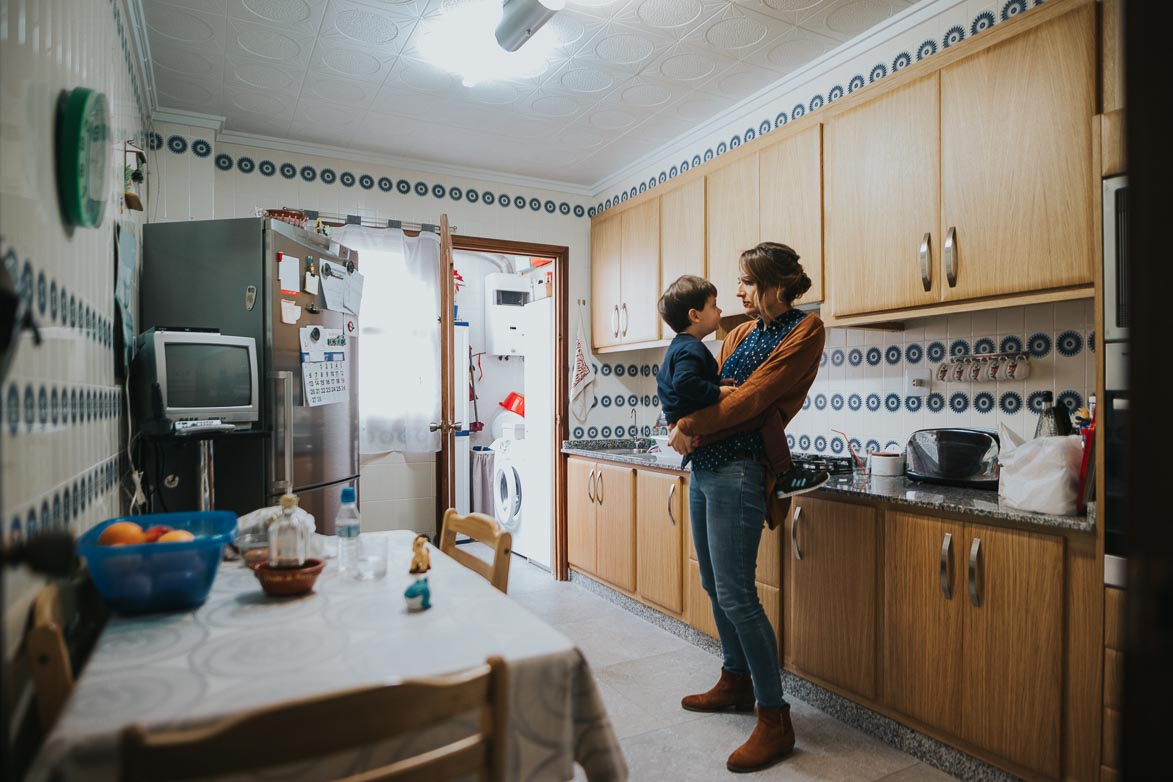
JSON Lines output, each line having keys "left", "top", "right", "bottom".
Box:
{"left": 165, "top": 343, "right": 253, "bottom": 408}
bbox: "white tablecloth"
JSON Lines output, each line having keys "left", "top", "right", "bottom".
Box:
{"left": 30, "top": 531, "right": 626, "bottom": 781}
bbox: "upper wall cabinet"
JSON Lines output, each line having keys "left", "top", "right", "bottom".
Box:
{"left": 660, "top": 178, "right": 706, "bottom": 323}
{"left": 590, "top": 215, "right": 622, "bottom": 349}
{"left": 591, "top": 200, "right": 661, "bottom": 349}
{"left": 759, "top": 124, "right": 824, "bottom": 305}
{"left": 826, "top": 75, "right": 942, "bottom": 318}
{"left": 706, "top": 155, "right": 758, "bottom": 316}
{"left": 938, "top": 1, "right": 1096, "bottom": 301}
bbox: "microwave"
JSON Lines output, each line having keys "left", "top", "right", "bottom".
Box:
{"left": 1103, "top": 176, "right": 1129, "bottom": 342}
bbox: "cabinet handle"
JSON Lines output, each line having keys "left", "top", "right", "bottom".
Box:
{"left": 919, "top": 232, "right": 932, "bottom": 292}
{"left": 968, "top": 537, "right": 982, "bottom": 607}
{"left": 587, "top": 469, "right": 596, "bottom": 503}
{"left": 790, "top": 505, "right": 803, "bottom": 561}
{"left": 611, "top": 305, "right": 619, "bottom": 338}
{"left": 667, "top": 482, "right": 676, "bottom": 526}
{"left": 597, "top": 471, "right": 604, "bottom": 505}
{"left": 945, "top": 226, "right": 957, "bottom": 288}
{"left": 621, "top": 303, "right": 629, "bottom": 337}
{"left": 939, "top": 532, "right": 953, "bottom": 600}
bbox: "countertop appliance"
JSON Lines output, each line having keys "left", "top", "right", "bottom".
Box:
{"left": 791, "top": 453, "right": 855, "bottom": 475}
{"left": 1102, "top": 175, "right": 1129, "bottom": 584}
{"left": 905, "top": 428, "right": 1000, "bottom": 489}
{"left": 141, "top": 218, "right": 359, "bottom": 532}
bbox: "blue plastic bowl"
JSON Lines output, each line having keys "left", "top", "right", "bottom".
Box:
{"left": 78, "top": 511, "right": 237, "bottom": 615}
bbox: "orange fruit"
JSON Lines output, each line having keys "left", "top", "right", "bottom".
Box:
{"left": 157, "top": 529, "right": 195, "bottom": 543}
{"left": 143, "top": 525, "right": 172, "bottom": 542}
{"left": 98, "top": 521, "right": 145, "bottom": 546}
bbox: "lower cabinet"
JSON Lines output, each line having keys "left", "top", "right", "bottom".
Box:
{"left": 883, "top": 512, "right": 1065, "bottom": 778}
{"left": 567, "top": 458, "right": 635, "bottom": 592}
{"left": 636, "top": 471, "right": 684, "bottom": 613}
{"left": 567, "top": 459, "right": 597, "bottom": 572}
{"left": 783, "top": 497, "right": 878, "bottom": 699}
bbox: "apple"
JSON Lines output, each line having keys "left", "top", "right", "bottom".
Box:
{"left": 143, "top": 525, "right": 173, "bottom": 543}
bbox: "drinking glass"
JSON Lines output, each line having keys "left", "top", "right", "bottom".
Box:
{"left": 352, "top": 534, "right": 388, "bottom": 581}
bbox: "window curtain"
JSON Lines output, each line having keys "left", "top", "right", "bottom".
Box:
{"left": 330, "top": 225, "right": 441, "bottom": 454}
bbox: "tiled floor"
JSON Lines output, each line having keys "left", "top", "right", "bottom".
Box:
{"left": 466, "top": 543, "right": 959, "bottom": 781}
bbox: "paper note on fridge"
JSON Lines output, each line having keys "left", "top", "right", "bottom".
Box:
{"left": 344, "top": 270, "right": 364, "bottom": 315}
{"left": 320, "top": 271, "right": 347, "bottom": 311}
{"left": 304, "top": 271, "right": 319, "bottom": 295}
{"left": 280, "top": 299, "right": 302, "bottom": 324}
{"left": 278, "top": 253, "right": 300, "bottom": 295}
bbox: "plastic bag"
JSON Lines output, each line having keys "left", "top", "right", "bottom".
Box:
{"left": 236, "top": 502, "right": 335, "bottom": 559}
{"left": 997, "top": 423, "right": 1084, "bottom": 515}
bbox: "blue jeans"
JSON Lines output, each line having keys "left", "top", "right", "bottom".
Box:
{"left": 690, "top": 459, "right": 787, "bottom": 708}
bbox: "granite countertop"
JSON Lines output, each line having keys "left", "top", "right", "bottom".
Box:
{"left": 562, "top": 440, "right": 1096, "bottom": 533}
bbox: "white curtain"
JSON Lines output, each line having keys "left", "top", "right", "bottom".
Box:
{"left": 331, "top": 225, "right": 441, "bottom": 454}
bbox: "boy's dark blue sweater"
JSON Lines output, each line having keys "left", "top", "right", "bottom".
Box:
{"left": 656, "top": 333, "right": 721, "bottom": 425}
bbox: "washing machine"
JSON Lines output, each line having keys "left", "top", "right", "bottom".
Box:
{"left": 491, "top": 438, "right": 524, "bottom": 534}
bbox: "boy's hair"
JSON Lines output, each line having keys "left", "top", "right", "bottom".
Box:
{"left": 658, "top": 275, "right": 718, "bottom": 334}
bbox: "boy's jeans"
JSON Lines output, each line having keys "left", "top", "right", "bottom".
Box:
{"left": 690, "top": 458, "right": 787, "bottom": 708}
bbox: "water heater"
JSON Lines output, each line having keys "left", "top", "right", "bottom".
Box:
{"left": 484, "top": 273, "right": 530, "bottom": 355}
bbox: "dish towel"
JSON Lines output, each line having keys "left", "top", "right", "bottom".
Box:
{"left": 471, "top": 448, "right": 496, "bottom": 516}
{"left": 570, "top": 315, "right": 596, "bottom": 422}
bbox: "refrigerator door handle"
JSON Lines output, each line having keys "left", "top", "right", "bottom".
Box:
{"left": 270, "top": 370, "right": 294, "bottom": 494}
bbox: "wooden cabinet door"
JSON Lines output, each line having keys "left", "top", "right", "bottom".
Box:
{"left": 660, "top": 179, "right": 706, "bottom": 319}
{"left": 619, "top": 199, "right": 661, "bottom": 343}
{"left": 939, "top": 3, "right": 1095, "bottom": 301}
{"left": 590, "top": 216, "right": 622, "bottom": 349}
{"left": 784, "top": 497, "right": 878, "bottom": 698}
{"left": 566, "top": 458, "right": 597, "bottom": 573}
{"left": 759, "top": 125, "right": 824, "bottom": 303}
{"left": 883, "top": 512, "right": 965, "bottom": 735}
{"left": 594, "top": 462, "right": 636, "bottom": 591}
{"left": 686, "top": 559, "right": 719, "bottom": 639}
{"left": 826, "top": 75, "right": 940, "bottom": 317}
{"left": 755, "top": 518, "right": 782, "bottom": 589}
{"left": 636, "top": 471, "right": 684, "bottom": 613}
{"left": 960, "top": 525, "right": 1064, "bottom": 777}
{"left": 706, "top": 156, "right": 758, "bottom": 315}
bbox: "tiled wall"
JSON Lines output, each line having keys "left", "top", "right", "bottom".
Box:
{"left": 1, "top": 0, "right": 149, "bottom": 650}
{"left": 573, "top": 301, "right": 1094, "bottom": 458}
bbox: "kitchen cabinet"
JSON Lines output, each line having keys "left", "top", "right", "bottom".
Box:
{"left": 825, "top": 75, "right": 941, "bottom": 317}
{"left": 883, "top": 512, "right": 1064, "bottom": 777}
{"left": 590, "top": 200, "right": 660, "bottom": 350}
{"left": 636, "top": 471, "right": 684, "bottom": 613}
{"left": 706, "top": 155, "right": 758, "bottom": 315}
{"left": 759, "top": 124, "right": 824, "bottom": 304}
{"left": 594, "top": 462, "right": 636, "bottom": 592}
{"left": 590, "top": 216, "right": 622, "bottom": 349}
{"left": 783, "top": 497, "right": 878, "bottom": 699}
{"left": 567, "top": 458, "right": 598, "bottom": 572}
{"left": 659, "top": 179, "right": 706, "bottom": 322}
{"left": 938, "top": 2, "right": 1096, "bottom": 301}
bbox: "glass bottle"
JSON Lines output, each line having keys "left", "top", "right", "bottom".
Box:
{"left": 1034, "top": 391, "right": 1074, "bottom": 438}
{"left": 269, "top": 493, "right": 308, "bottom": 568}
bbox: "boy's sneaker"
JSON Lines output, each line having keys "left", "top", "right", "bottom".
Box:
{"left": 774, "top": 468, "right": 830, "bottom": 499}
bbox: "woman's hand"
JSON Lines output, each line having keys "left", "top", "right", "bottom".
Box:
{"left": 668, "top": 425, "right": 695, "bottom": 456}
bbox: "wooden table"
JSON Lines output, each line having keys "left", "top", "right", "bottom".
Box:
{"left": 30, "top": 531, "right": 626, "bottom": 781}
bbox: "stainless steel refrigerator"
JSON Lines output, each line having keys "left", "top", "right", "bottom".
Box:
{"left": 141, "top": 218, "right": 358, "bottom": 532}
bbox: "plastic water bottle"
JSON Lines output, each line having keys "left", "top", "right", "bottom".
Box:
{"left": 336, "top": 487, "right": 360, "bottom": 574}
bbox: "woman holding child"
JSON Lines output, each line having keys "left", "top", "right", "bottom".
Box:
{"left": 665, "top": 242, "right": 824, "bottom": 773}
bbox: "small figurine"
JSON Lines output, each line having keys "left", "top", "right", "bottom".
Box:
{"left": 409, "top": 534, "right": 431, "bottom": 575}
{"left": 404, "top": 577, "right": 431, "bottom": 612}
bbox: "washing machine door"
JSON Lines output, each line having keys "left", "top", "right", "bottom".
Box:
{"left": 493, "top": 463, "right": 522, "bottom": 532}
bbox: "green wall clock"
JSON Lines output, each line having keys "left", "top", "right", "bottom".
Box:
{"left": 56, "top": 87, "right": 110, "bottom": 228}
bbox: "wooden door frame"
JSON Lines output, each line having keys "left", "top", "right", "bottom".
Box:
{"left": 441, "top": 234, "right": 571, "bottom": 581}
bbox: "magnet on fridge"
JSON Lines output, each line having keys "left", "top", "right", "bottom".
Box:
{"left": 244, "top": 284, "right": 257, "bottom": 311}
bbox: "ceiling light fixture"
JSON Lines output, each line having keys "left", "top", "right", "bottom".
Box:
{"left": 495, "top": 0, "right": 565, "bottom": 53}
{"left": 416, "top": 0, "right": 562, "bottom": 87}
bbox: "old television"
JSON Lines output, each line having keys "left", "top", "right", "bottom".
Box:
{"left": 132, "top": 328, "right": 259, "bottom": 431}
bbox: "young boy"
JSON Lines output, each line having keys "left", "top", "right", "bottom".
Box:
{"left": 655, "top": 275, "right": 829, "bottom": 498}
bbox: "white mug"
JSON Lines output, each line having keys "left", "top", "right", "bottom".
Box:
{"left": 984, "top": 356, "right": 1004, "bottom": 382}
{"left": 1004, "top": 354, "right": 1031, "bottom": 381}
{"left": 869, "top": 451, "right": 905, "bottom": 476}
{"left": 937, "top": 361, "right": 952, "bottom": 382}
{"left": 968, "top": 359, "right": 986, "bottom": 383}
{"left": 951, "top": 360, "right": 968, "bottom": 383}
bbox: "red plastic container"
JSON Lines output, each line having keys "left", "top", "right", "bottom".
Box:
{"left": 499, "top": 392, "right": 525, "bottom": 417}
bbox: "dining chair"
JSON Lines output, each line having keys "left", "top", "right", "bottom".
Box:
{"left": 121, "top": 656, "right": 508, "bottom": 782}
{"left": 27, "top": 578, "right": 105, "bottom": 732}
{"left": 438, "top": 509, "right": 512, "bottom": 594}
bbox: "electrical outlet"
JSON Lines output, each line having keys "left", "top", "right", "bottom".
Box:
{"left": 905, "top": 369, "right": 931, "bottom": 397}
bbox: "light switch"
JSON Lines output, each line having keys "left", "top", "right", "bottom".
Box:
{"left": 905, "top": 369, "right": 931, "bottom": 398}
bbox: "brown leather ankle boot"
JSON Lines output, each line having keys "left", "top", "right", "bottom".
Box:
{"left": 726, "top": 705, "right": 796, "bottom": 773}
{"left": 680, "top": 669, "right": 755, "bottom": 713}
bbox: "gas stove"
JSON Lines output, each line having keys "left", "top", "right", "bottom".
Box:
{"left": 791, "top": 453, "right": 856, "bottom": 475}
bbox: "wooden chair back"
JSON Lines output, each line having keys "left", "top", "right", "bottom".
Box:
{"left": 27, "top": 583, "right": 75, "bottom": 732}
{"left": 121, "top": 656, "right": 508, "bottom": 782}
{"left": 438, "top": 509, "right": 512, "bottom": 593}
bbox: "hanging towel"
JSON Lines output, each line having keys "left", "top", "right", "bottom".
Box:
{"left": 471, "top": 447, "right": 496, "bottom": 516}
{"left": 570, "top": 313, "right": 596, "bottom": 422}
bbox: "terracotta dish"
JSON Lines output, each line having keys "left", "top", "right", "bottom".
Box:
{"left": 253, "top": 558, "right": 324, "bottom": 597}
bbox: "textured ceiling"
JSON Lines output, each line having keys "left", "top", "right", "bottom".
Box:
{"left": 144, "top": 0, "right": 915, "bottom": 187}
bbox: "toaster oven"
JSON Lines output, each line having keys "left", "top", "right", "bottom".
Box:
{"left": 905, "top": 429, "right": 1000, "bottom": 489}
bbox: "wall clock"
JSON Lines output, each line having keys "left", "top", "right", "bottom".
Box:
{"left": 56, "top": 87, "right": 109, "bottom": 228}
